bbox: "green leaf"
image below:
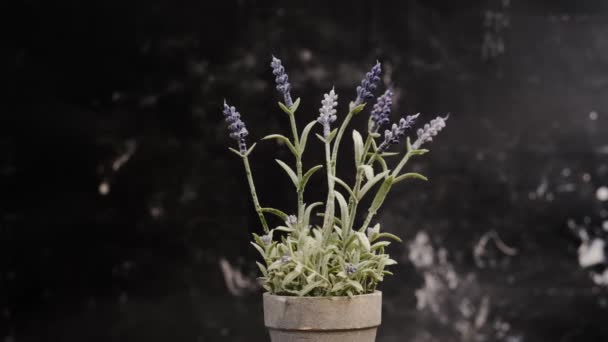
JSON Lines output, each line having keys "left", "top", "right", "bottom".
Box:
{"left": 346, "top": 279, "right": 364, "bottom": 292}
{"left": 331, "top": 281, "right": 347, "bottom": 293}
{"left": 349, "top": 102, "right": 366, "bottom": 114}
{"left": 245, "top": 143, "right": 257, "bottom": 156}
{"left": 262, "top": 134, "right": 298, "bottom": 156}
{"left": 275, "top": 159, "right": 299, "bottom": 188}
{"left": 409, "top": 149, "right": 429, "bottom": 156}
{"left": 368, "top": 176, "right": 394, "bottom": 215}
{"left": 367, "top": 151, "right": 400, "bottom": 157}
{"left": 372, "top": 232, "right": 403, "bottom": 243}
{"left": 297, "top": 280, "right": 326, "bottom": 296}
{"left": 303, "top": 202, "right": 323, "bottom": 228}
{"left": 299, "top": 121, "right": 317, "bottom": 153}
{"left": 371, "top": 241, "right": 391, "bottom": 251}
{"left": 228, "top": 147, "right": 243, "bottom": 157}
{"left": 358, "top": 170, "right": 390, "bottom": 200}
{"left": 316, "top": 213, "right": 343, "bottom": 227}
{"left": 360, "top": 165, "right": 374, "bottom": 181}
{"left": 300, "top": 165, "right": 323, "bottom": 191}
{"left": 282, "top": 267, "right": 302, "bottom": 287}
{"left": 377, "top": 157, "right": 388, "bottom": 173}
{"left": 334, "top": 191, "right": 350, "bottom": 230}
{"left": 267, "top": 259, "right": 284, "bottom": 271}
{"left": 256, "top": 261, "right": 268, "bottom": 277}
{"left": 344, "top": 233, "right": 358, "bottom": 250}
{"left": 315, "top": 133, "right": 326, "bottom": 144}
{"left": 333, "top": 225, "right": 343, "bottom": 238}
{"left": 394, "top": 172, "right": 428, "bottom": 183}
{"left": 250, "top": 242, "right": 266, "bottom": 258}
{"left": 278, "top": 102, "right": 292, "bottom": 115}
{"left": 326, "top": 129, "right": 337, "bottom": 143}
{"left": 355, "top": 232, "right": 371, "bottom": 252}
{"left": 290, "top": 98, "right": 301, "bottom": 113}
{"left": 252, "top": 232, "right": 265, "bottom": 247}
{"left": 352, "top": 130, "right": 364, "bottom": 166}
{"left": 260, "top": 207, "right": 288, "bottom": 220}
{"left": 331, "top": 176, "right": 356, "bottom": 200}
{"left": 274, "top": 226, "right": 295, "bottom": 233}
{"left": 385, "top": 259, "right": 398, "bottom": 266}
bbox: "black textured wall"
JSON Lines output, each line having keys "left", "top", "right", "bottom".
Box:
{"left": 5, "top": 1, "right": 608, "bottom": 341}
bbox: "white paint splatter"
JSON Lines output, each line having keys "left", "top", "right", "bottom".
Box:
{"left": 589, "top": 111, "right": 599, "bottom": 120}
{"left": 99, "top": 181, "right": 110, "bottom": 196}
{"left": 578, "top": 238, "right": 606, "bottom": 267}
{"left": 536, "top": 177, "right": 548, "bottom": 196}
{"left": 596, "top": 186, "right": 608, "bottom": 201}
{"left": 592, "top": 270, "right": 608, "bottom": 286}
{"left": 219, "top": 258, "right": 258, "bottom": 296}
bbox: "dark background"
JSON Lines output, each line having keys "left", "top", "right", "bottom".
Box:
{"left": 5, "top": 0, "right": 608, "bottom": 341}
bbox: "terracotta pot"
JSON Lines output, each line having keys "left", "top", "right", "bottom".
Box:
{"left": 263, "top": 291, "right": 382, "bottom": 342}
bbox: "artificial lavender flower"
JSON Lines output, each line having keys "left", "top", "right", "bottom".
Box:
{"left": 222, "top": 100, "right": 249, "bottom": 153}
{"left": 346, "top": 263, "right": 357, "bottom": 276}
{"left": 412, "top": 115, "right": 449, "bottom": 149}
{"left": 261, "top": 234, "right": 272, "bottom": 245}
{"left": 369, "top": 89, "right": 393, "bottom": 133}
{"left": 270, "top": 56, "right": 294, "bottom": 108}
{"left": 317, "top": 88, "right": 338, "bottom": 138}
{"left": 354, "top": 61, "right": 382, "bottom": 106}
{"left": 377, "top": 114, "right": 420, "bottom": 152}
{"left": 286, "top": 215, "right": 297, "bottom": 226}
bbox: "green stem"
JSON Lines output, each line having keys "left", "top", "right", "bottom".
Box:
{"left": 242, "top": 155, "right": 270, "bottom": 233}
{"left": 287, "top": 112, "right": 305, "bottom": 223}
{"left": 344, "top": 135, "right": 373, "bottom": 239}
{"left": 360, "top": 178, "right": 393, "bottom": 232}
{"left": 322, "top": 107, "right": 356, "bottom": 240}
{"left": 321, "top": 141, "right": 335, "bottom": 234}
{"left": 391, "top": 150, "right": 413, "bottom": 178}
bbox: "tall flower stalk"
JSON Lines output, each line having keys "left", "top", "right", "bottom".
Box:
{"left": 220, "top": 57, "right": 449, "bottom": 297}
{"left": 222, "top": 100, "right": 269, "bottom": 233}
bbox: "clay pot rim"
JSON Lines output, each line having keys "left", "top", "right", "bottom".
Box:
{"left": 263, "top": 290, "right": 381, "bottom": 301}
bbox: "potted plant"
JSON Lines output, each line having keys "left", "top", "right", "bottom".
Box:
{"left": 220, "top": 56, "right": 448, "bottom": 342}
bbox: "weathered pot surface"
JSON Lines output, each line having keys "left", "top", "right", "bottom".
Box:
{"left": 263, "top": 291, "right": 382, "bottom": 342}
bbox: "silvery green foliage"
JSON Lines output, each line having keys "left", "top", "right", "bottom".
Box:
{"left": 222, "top": 57, "right": 448, "bottom": 296}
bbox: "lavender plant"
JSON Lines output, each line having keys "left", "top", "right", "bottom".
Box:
{"left": 221, "top": 56, "right": 448, "bottom": 297}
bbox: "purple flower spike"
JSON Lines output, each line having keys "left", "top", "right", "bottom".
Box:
{"left": 317, "top": 88, "right": 338, "bottom": 138}
{"left": 369, "top": 89, "right": 393, "bottom": 133}
{"left": 270, "top": 56, "right": 294, "bottom": 108}
{"left": 378, "top": 114, "right": 419, "bottom": 152}
{"left": 412, "top": 115, "right": 448, "bottom": 149}
{"left": 354, "top": 61, "right": 382, "bottom": 106}
{"left": 222, "top": 100, "right": 249, "bottom": 153}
